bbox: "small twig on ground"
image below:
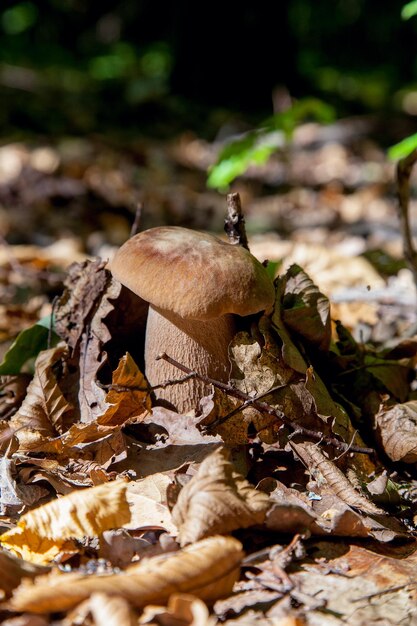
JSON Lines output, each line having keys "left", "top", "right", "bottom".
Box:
{"left": 156, "top": 352, "right": 374, "bottom": 456}
{"left": 224, "top": 192, "right": 250, "bottom": 250}
{"left": 130, "top": 202, "right": 143, "bottom": 238}
{"left": 397, "top": 149, "right": 417, "bottom": 289}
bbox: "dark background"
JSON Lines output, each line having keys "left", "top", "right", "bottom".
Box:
{"left": 0, "top": 0, "right": 416, "bottom": 136}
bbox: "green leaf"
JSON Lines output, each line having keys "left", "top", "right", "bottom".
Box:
{"left": 388, "top": 132, "right": 417, "bottom": 160}
{"left": 207, "top": 98, "right": 335, "bottom": 190}
{"left": 402, "top": 0, "right": 417, "bottom": 19}
{"left": 0, "top": 315, "right": 57, "bottom": 375}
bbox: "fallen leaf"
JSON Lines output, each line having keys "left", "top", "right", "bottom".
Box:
{"left": 375, "top": 400, "right": 417, "bottom": 462}
{"left": 8, "top": 535, "right": 244, "bottom": 613}
{"left": 172, "top": 447, "right": 271, "bottom": 545}
{"left": 89, "top": 592, "right": 137, "bottom": 626}
{"left": 140, "top": 594, "right": 217, "bottom": 625}
{"left": 280, "top": 264, "right": 331, "bottom": 351}
{"left": 0, "top": 480, "right": 130, "bottom": 563}
{"left": 9, "top": 345, "right": 73, "bottom": 452}
{"left": 125, "top": 475, "right": 176, "bottom": 533}
{"left": 97, "top": 353, "right": 150, "bottom": 426}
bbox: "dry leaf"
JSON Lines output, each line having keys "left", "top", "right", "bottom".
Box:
{"left": 280, "top": 264, "right": 331, "bottom": 351}
{"left": 0, "top": 548, "right": 48, "bottom": 597}
{"left": 89, "top": 592, "right": 137, "bottom": 626}
{"left": 171, "top": 447, "right": 271, "bottom": 545}
{"left": 9, "top": 345, "right": 72, "bottom": 452}
{"left": 140, "top": 594, "right": 217, "bottom": 625}
{"left": 290, "top": 442, "right": 383, "bottom": 515}
{"left": 97, "top": 353, "right": 151, "bottom": 426}
{"left": 125, "top": 475, "right": 176, "bottom": 533}
{"left": 0, "top": 480, "right": 130, "bottom": 563}
{"left": 8, "top": 535, "right": 243, "bottom": 613}
{"left": 375, "top": 400, "right": 417, "bottom": 462}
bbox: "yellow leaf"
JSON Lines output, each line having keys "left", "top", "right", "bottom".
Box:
{"left": 8, "top": 535, "right": 243, "bottom": 613}
{"left": 1, "top": 480, "right": 130, "bottom": 564}
{"left": 98, "top": 353, "right": 151, "bottom": 426}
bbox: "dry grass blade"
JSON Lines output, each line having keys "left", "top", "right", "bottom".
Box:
{"left": 8, "top": 535, "right": 244, "bottom": 613}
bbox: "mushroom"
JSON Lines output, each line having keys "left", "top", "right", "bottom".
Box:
{"left": 110, "top": 226, "right": 275, "bottom": 413}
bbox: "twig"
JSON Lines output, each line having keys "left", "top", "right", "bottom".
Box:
{"left": 156, "top": 353, "right": 374, "bottom": 456}
{"left": 224, "top": 192, "right": 249, "bottom": 250}
{"left": 130, "top": 202, "right": 143, "bottom": 238}
{"left": 397, "top": 149, "right": 417, "bottom": 289}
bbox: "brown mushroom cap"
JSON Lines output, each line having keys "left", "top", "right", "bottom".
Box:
{"left": 110, "top": 226, "right": 275, "bottom": 320}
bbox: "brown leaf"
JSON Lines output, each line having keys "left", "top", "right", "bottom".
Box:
{"left": 280, "top": 264, "right": 331, "bottom": 351}
{"left": 375, "top": 400, "right": 417, "bottom": 462}
{"left": 291, "top": 442, "right": 383, "bottom": 515}
{"left": 125, "top": 476, "right": 176, "bottom": 533}
{"left": 0, "top": 480, "right": 130, "bottom": 563}
{"left": 0, "top": 548, "right": 48, "bottom": 597}
{"left": 54, "top": 259, "right": 109, "bottom": 352}
{"left": 89, "top": 592, "right": 137, "bottom": 626}
{"left": 139, "top": 594, "right": 216, "bottom": 626}
{"left": 8, "top": 535, "right": 243, "bottom": 613}
{"left": 9, "top": 345, "right": 72, "bottom": 452}
{"left": 97, "top": 353, "right": 150, "bottom": 426}
{"left": 171, "top": 447, "right": 271, "bottom": 546}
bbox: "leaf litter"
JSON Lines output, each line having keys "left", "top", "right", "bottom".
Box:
{"left": 1, "top": 130, "right": 417, "bottom": 624}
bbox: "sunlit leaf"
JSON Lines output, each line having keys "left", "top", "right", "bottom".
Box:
{"left": 388, "top": 132, "right": 417, "bottom": 160}
{"left": 207, "top": 98, "right": 335, "bottom": 189}
{"left": 402, "top": 0, "right": 417, "bottom": 19}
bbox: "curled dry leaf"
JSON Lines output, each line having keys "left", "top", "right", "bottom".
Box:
{"left": 280, "top": 264, "right": 331, "bottom": 351}
{"left": 7, "top": 535, "right": 243, "bottom": 613}
{"left": 97, "top": 353, "right": 151, "bottom": 426}
{"left": 0, "top": 480, "right": 130, "bottom": 564}
{"left": 171, "top": 447, "right": 271, "bottom": 546}
{"left": 291, "top": 442, "right": 383, "bottom": 515}
{"left": 9, "top": 345, "right": 73, "bottom": 453}
{"left": 89, "top": 592, "right": 137, "bottom": 626}
{"left": 375, "top": 400, "right": 417, "bottom": 463}
{"left": 140, "top": 593, "right": 217, "bottom": 626}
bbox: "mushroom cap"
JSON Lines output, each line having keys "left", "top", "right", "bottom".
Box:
{"left": 110, "top": 227, "right": 275, "bottom": 320}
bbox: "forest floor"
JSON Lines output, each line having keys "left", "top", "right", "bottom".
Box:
{"left": 1, "top": 117, "right": 417, "bottom": 625}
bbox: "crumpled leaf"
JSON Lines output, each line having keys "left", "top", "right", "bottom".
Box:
{"left": 54, "top": 259, "right": 109, "bottom": 352}
{"left": 172, "top": 447, "right": 271, "bottom": 546}
{"left": 8, "top": 535, "right": 244, "bottom": 613}
{"left": 140, "top": 594, "right": 216, "bottom": 626}
{"left": 54, "top": 259, "right": 148, "bottom": 424}
{"left": 280, "top": 264, "right": 331, "bottom": 351}
{"left": 89, "top": 592, "right": 137, "bottom": 626}
{"left": 97, "top": 353, "right": 150, "bottom": 426}
{"left": 9, "top": 345, "right": 73, "bottom": 452}
{"left": 375, "top": 400, "right": 417, "bottom": 462}
{"left": 290, "top": 442, "right": 383, "bottom": 515}
{"left": 0, "top": 480, "right": 130, "bottom": 563}
{"left": 264, "top": 479, "right": 408, "bottom": 542}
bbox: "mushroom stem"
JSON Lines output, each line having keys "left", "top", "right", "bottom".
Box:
{"left": 145, "top": 305, "right": 236, "bottom": 413}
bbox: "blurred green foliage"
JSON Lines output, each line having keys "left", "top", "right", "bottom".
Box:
{"left": 208, "top": 99, "right": 335, "bottom": 189}
{"left": 0, "top": 1, "right": 416, "bottom": 136}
